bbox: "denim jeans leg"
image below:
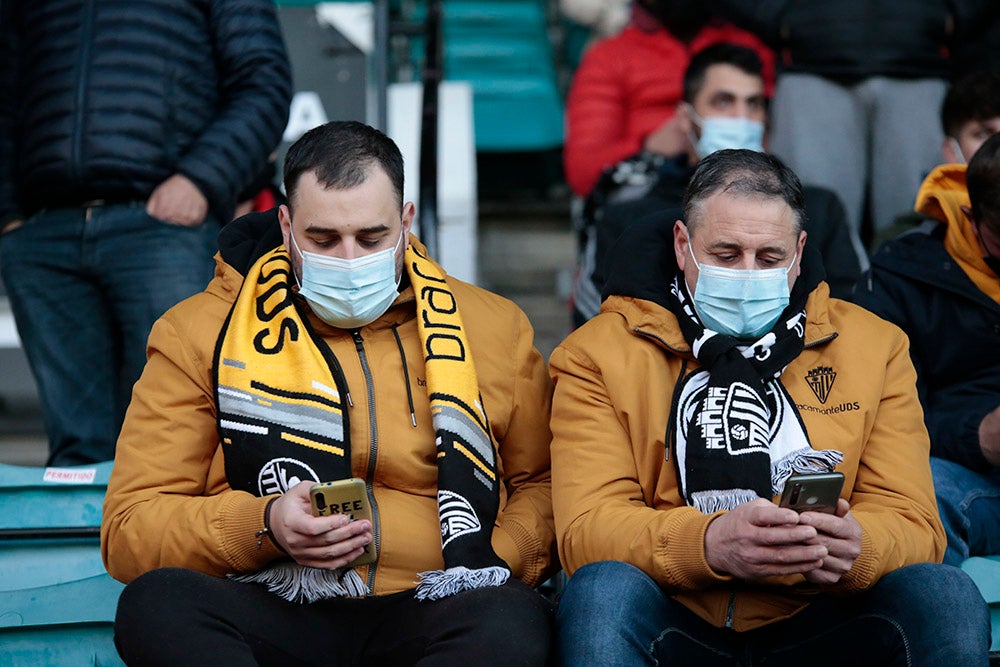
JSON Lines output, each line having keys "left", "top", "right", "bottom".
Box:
{"left": 931, "top": 456, "right": 1000, "bottom": 565}
{"left": 91, "top": 204, "right": 219, "bottom": 425}
{"left": 757, "top": 563, "right": 989, "bottom": 667}
{"left": 0, "top": 209, "right": 119, "bottom": 464}
{"left": 556, "top": 561, "right": 741, "bottom": 666}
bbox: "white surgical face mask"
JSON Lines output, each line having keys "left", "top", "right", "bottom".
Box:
{"left": 688, "top": 105, "right": 765, "bottom": 158}
{"left": 688, "top": 242, "right": 795, "bottom": 339}
{"left": 289, "top": 225, "right": 404, "bottom": 329}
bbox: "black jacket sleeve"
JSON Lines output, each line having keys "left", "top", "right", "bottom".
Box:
{"left": 175, "top": 0, "right": 293, "bottom": 219}
{"left": 0, "top": 0, "right": 20, "bottom": 224}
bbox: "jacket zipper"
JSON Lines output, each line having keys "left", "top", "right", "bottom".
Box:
{"left": 634, "top": 328, "right": 688, "bottom": 354}
{"left": 725, "top": 591, "right": 736, "bottom": 628}
{"left": 73, "top": 0, "right": 96, "bottom": 188}
{"left": 352, "top": 330, "right": 382, "bottom": 594}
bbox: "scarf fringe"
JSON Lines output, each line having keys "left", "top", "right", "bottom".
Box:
{"left": 691, "top": 489, "right": 760, "bottom": 514}
{"left": 770, "top": 447, "right": 845, "bottom": 495}
{"left": 230, "top": 562, "right": 368, "bottom": 603}
{"left": 413, "top": 565, "right": 510, "bottom": 601}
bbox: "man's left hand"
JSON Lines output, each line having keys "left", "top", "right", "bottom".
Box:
{"left": 146, "top": 174, "right": 209, "bottom": 227}
{"left": 798, "top": 498, "right": 862, "bottom": 584}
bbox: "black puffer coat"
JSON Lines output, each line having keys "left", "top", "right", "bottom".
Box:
{"left": 711, "top": 0, "right": 994, "bottom": 83}
{"left": 0, "top": 0, "right": 292, "bottom": 223}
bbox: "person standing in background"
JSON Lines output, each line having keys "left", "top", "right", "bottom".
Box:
{"left": 711, "top": 0, "right": 995, "bottom": 248}
{"left": 0, "top": 0, "right": 292, "bottom": 465}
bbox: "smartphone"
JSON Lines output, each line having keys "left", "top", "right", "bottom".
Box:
{"left": 778, "top": 472, "right": 844, "bottom": 514}
{"left": 309, "top": 477, "right": 377, "bottom": 566}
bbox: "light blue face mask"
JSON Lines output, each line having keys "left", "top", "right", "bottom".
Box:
{"left": 688, "top": 243, "right": 795, "bottom": 339}
{"left": 692, "top": 113, "right": 765, "bottom": 158}
{"left": 290, "top": 226, "right": 404, "bottom": 329}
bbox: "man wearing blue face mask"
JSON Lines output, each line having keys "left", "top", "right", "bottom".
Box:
{"left": 550, "top": 148, "right": 988, "bottom": 666}
{"left": 570, "top": 43, "right": 865, "bottom": 326}
{"left": 102, "top": 121, "right": 558, "bottom": 665}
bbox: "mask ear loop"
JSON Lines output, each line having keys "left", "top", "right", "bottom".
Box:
{"left": 687, "top": 234, "right": 702, "bottom": 271}
{"left": 286, "top": 220, "right": 305, "bottom": 288}
{"left": 950, "top": 138, "right": 966, "bottom": 165}
{"left": 684, "top": 103, "right": 702, "bottom": 158}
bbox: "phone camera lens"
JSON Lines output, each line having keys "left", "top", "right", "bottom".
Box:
{"left": 315, "top": 492, "right": 327, "bottom": 510}
{"left": 789, "top": 484, "right": 801, "bottom": 504}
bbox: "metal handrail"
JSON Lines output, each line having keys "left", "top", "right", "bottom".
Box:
{"left": 371, "top": 0, "right": 442, "bottom": 257}
{"left": 0, "top": 526, "right": 101, "bottom": 540}
{"left": 417, "top": 0, "right": 442, "bottom": 258}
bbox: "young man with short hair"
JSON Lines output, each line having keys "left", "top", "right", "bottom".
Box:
{"left": 102, "top": 121, "right": 557, "bottom": 665}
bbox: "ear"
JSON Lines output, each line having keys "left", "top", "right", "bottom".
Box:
{"left": 942, "top": 137, "right": 959, "bottom": 164}
{"left": 674, "top": 220, "right": 690, "bottom": 270}
{"left": 278, "top": 204, "right": 292, "bottom": 250}
{"left": 401, "top": 201, "right": 415, "bottom": 247}
{"left": 794, "top": 230, "right": 807, "bottom": 278}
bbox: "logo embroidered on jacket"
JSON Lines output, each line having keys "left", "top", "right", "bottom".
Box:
{"left": 805, "top": 366, "right": 836, "bottom": 404}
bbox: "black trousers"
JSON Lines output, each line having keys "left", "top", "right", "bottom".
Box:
{"left": 114, "top": 567, "right": 554, "bottom": 666}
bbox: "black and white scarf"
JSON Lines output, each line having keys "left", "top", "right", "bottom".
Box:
{"left": 666, "top": 258, "right": 843, "bottom": 514}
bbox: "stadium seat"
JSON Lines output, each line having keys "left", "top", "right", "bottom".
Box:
{"left": 407, "top": 0, "right": 566, "bottom": 152}
{"left": 960, "top": 556, "right": 1000, "bottom": 655}
{"left": 0, "top": 461, "right": 123, "bottom": 666}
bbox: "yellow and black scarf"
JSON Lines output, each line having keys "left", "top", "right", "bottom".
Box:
{"left": 218, "top": 239, "right": 509, "bottom": 602}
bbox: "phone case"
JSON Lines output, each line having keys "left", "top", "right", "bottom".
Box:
{"left": 309, "top": 478, "right": 377, "bottom": 566}
{"left": 778, "top": 472, "right": 844, "bottom": 514}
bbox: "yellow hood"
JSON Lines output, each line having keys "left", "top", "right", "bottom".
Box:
{"left": 915, "top": 164, "right": 1000, "bottom": 303}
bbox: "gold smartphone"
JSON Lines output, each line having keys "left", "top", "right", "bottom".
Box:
{"left": 309, "top": 477, "right": 377, "bottom": 566}
{"left": 778, "top": 472, "right": 845, "bottom": 514}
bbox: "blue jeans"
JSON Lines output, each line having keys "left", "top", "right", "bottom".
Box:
{"left": 0, "top": 203, "right": 218, "bottom": 465}
{"left": 556, "top": 560, "right": 989, "bottom": 666}
{"left": 932, "top": 456, "right": 1000, "bottom": 566}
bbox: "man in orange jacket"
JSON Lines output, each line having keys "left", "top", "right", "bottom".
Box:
{"left": 102, "top": 122, "right": 557, "bottom": 665}
{"left": 550, "top": 149, "right": 988, "bottom": 665}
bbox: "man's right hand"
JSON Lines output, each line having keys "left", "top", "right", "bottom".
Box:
{"left": 704, "top": 499, "right": 827, "bottom": 580}
{"left": 267, "top": 481, "right": 373, "bottom": 570}
{"left": 643, "top": 103, "right": 698, "bottom": 162}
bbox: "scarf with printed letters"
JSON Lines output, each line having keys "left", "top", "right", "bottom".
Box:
{"left": 666, "top": 252, "right": 843, "bottom": 514}
{"left": 219, "top": 239, "right": 509, "bottom": 602}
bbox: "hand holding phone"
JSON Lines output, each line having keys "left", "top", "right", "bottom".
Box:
{"left": 778, "top": 472, "right": 844, "bottom": 514}
{"left": 309, "top": 478, "right": 377, "bottom": 566}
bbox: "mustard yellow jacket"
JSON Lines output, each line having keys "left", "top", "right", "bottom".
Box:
{"left": 550, "top": 284, "right": 945, "bottom": 631}
{"left": 102, "top": 227, "right": 556, "bottom": 595}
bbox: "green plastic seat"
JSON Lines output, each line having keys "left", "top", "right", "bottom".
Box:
{"left": 961, "top": 556, "right": 1000, "bottom": 653}
{"left": 0, "top": 461, "right": 123, "bottom": 666}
